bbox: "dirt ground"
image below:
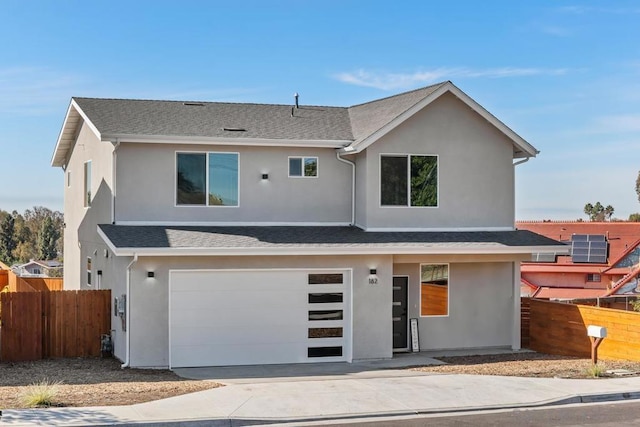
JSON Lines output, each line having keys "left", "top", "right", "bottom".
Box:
{"left": 2, "top": 352, "right": 640, "bottom": 409}
{"left": 412, "top": 352, "right": 640, "bottom": 378}
{"left": 0, "top": 357, "right": 220, "bottom": 409}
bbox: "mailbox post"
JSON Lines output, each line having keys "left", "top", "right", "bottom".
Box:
{"left": 587, "top": 325, "right": 607, "bottom": 364}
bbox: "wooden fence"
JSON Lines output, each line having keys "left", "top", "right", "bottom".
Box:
{"left": 0, "top": 270, "right": 8, "bottom": 289}
{"left": 527, "top": 298, "right": 640, "bottom": 361}
{"left": 520, "top": 297, "right": 530, "bottom": 348}
{"left": 0, "top": 290, "right": 111, "bottom": 362}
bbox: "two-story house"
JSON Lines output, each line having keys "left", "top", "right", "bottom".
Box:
{"left": 52, "top": 81, "right": 565, "bottom": 369}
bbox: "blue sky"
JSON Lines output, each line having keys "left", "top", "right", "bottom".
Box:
{"left": 1, "top": 1, "right": 639, "bottom": 220}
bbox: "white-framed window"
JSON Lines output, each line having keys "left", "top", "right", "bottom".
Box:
{"left": 87, "top": 256, "right": 92, "bottom": 286}
{"left": 288, "top": 156, "right": 318, "bottom": 178}
{"left": 420, "top": 264, "right": 449, "bottom": 317}
{"left": 176, "top": 152, "right": 239, "bottom": 206}
{"left": 84, "top": 161, "right": 92, "bottom": 207}
{"left": 380, "top": 154, "right": 438, "bottom": 207}
{"left": 587, "top": 273, "right": 601, "bottom": 282}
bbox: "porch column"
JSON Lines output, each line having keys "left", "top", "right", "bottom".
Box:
{"left": 511, "top": 261, "right": 521, "bottom": 350}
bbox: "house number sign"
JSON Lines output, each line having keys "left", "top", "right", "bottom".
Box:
{"left": 368, "top": 277, "right": 378, "bottom": 285}
{"left": 410, "top": 318, "right": 420, "bottom": 352}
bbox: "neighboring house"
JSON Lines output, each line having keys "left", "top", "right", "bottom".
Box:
{"left": 51, "top": 81, "right": 565, "bottom": 369}
{"left": 11, "top": 259, "right": 63, "bottom": 278}
{"left": 516, "top": 221, "right": 640, "bottom": 300}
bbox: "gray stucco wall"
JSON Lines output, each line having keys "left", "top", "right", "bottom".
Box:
{"left": 63, "top": 122, "right": 114, "bottom": 290}
{"left": 125, "top": 255, "right": 393, "bottom": 368}
{"left": 356, "top": 92, "right": 516, "bottom": 230}
{"left": 394, "top": 260, "right": 516, "bottom": 351}
{"left": 114, "top": 144, "right": 352, "bottom": 224}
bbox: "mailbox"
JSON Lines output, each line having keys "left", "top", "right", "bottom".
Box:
{"left": 587, "top": 325, "right": 607, "bottom": 339}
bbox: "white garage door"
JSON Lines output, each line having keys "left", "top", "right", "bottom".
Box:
{"left": 169, "top": 269, "right": 351, "bottom": 368}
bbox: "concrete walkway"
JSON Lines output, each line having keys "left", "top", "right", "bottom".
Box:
{"left": 2, "top": 353, "right": 640, "bottom": 426}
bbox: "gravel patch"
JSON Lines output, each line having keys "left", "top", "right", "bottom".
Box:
{"left": 0, "top": 357, "right": 221, "bottom": 409}
{"left": 412, "top": 352, "right": 640, "bottom": 378}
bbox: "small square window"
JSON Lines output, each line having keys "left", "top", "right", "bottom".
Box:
{"left": 587, "top": 273, "right": 601, "bottom": 282}
{"left": 289, "top": 157, "right": 318, "bottom": 177}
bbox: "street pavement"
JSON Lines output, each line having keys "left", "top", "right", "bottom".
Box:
{"left": 2, "top": 352, "right": 640, "bottom": 426}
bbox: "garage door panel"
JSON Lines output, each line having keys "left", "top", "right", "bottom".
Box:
{"left": 172, "top": 342, "right": 310, "bottom": 367}
{"left": 171, "top": 323, "right": 305, "bottom": 346}
{"left": 170, "top": 269, "right": 350, "bottom": 367}
{"left": 172, "top": 291, "right": 305, "bottom": 313}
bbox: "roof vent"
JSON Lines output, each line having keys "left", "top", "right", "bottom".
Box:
{"left": 183, "top": 102, "right": 204, "bottom": 106}
{"left": 222, "top": 127, "right": 246, "bottom": 132}
{"left": 294, "top": 92, "right": 299, "bottom": 108}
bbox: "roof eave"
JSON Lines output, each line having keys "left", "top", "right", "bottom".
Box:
{"left": 51, "top": 99, "right": 102, "bottom": 168}
{"left": 101, "top": 133, "right": 352, "bottom": 148}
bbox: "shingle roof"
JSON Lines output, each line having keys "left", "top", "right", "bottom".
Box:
{"left": 98, "top": 225, "right": 565, "bottom": 256}
{"left": 348, "top": 83, "right": 445, "bottom": 141}
{"left": 73, "top": 98, "right": 354, "bottom": 141}
{"left": 53, "top": 80, "right": 538, "bottom": 167}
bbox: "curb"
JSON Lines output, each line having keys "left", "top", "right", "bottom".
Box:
{"left": 19, "top": 391, "right": 639, "bottom": 427}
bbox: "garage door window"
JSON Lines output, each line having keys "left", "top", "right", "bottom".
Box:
{"left": 308, "top": 293, "right": 343, "bottom": 303}
{"left": 308, "top": 347, "right": 342, "bottom": 358}
{"left": 308, "top": 327, "right": 343, "bottom": 338}
{"left": 309, "top": 310, "right": 343, "bottom": 321}
{"left": 308, "top": 273, "right": 343, "bottom": 284}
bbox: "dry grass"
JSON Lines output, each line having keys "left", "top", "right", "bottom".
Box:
{"left": 0, "top": 357, "right": 220, "bottom": 409}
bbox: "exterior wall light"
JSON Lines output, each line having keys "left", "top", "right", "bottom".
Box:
{"left": 261, "top": 173, "right": 269, "bottom": 180}
{"left": 147, "top": 271, "right": 155, "bottom": 278}
{"left": 369, "top": 269, "right": 377, "bottom": 275}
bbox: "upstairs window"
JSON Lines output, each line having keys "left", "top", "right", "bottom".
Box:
{"left": 587, "top": 273, "right": 601, "bottom": 282}
{"left": 176, "top": 152, "right": 239, "bottom": 206}
{"left": 289, "top": 156, "right": 318, "bottom": 177}
{"left": 84, "top": 161, "right": 92, "bottom": 207}
{"left": 381, "top": 155, "right": 438, "bottom": 207}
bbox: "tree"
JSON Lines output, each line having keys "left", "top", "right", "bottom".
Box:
{"left": 584, "top": 202, "right": 614, "bottom": 221}
{"left": 636, "top": 170, "right": 640, "bottom": 204}
{"left": 37, "top": 216, "right": 60, "bottom": 260}
{"left": 0, "top": 214, "right": 17, "bottom": 264}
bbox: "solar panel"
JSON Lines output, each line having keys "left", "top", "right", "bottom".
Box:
{"left": 570, "top": 235, "right": 608, "bottom": 263}
{"left": 531, "top": 253, "right": 557, "bottom": 262}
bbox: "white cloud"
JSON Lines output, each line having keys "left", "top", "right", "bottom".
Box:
{"left": 540, "top": 26, "right": 573, "bottom": 37}
{"left": 0, "top": 66, "right": 84, "bottom": 115}
{"left": 333, "top": 67, "right": 570, "bottom": 90}
{"left": 557, "top": 5, "right": 640, "bottom": 14}
{"left": 582, "top": 114, "right": 640, "bottom": 134}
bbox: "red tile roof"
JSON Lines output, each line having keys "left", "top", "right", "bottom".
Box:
{"left": 516, "top": 221, "right": 640, "bottom": 267}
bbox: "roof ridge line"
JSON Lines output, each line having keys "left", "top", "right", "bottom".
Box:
{"left": 347, "top": 81, "right": 449, "bottom": 108}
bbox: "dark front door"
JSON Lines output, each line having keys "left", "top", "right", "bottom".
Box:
{"left": 392, "top": 276, "right": 408, "bottom": 350}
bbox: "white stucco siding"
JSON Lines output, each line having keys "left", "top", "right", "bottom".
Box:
{"left": 63, "top": 122, "right": 114, "bottom": 290}
{"left": 114, "top": 144, "right": 352, "bottom": 224}
{"left": 395, "top": 261, "right": 514, "bottom": 351}
{"left": 361, "top": 92, "right": 516, "bottom": 230}
{"left": 126, "top": 255, "right": 392, "bottom": 368}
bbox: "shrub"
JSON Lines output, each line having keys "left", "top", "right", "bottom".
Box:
{"left": 20, "top": 379, "right": 62, "bottom": 407}
{"left": 586, "top": 363, "right": 605, "bottom": 378}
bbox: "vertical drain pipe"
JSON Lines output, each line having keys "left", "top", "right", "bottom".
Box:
{"left": 121, "top": 254, "right": 138, "bottom": 368}
{"left": 336, "top": 151, "right": 356, "bottom": 226}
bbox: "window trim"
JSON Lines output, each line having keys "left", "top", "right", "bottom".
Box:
{"left": 288, "top": 156, "right": 319, "bottom": 178}
{"left": 587, "top": 273, "right": 601, "bottom": 282}
{"left": 174, "top": 151, "right": 240, "bottom": 208}
{"left": 84, "top": 160, "right": 92, "bottom": 208}
{"left": 87, "top": 256, "right": 92, "bottom": 287}
{"left": 379, "top": 153, "right": 439, "bottom": 208}
{"left": 419, "top": 263, "right": 450, "bottom": 318}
